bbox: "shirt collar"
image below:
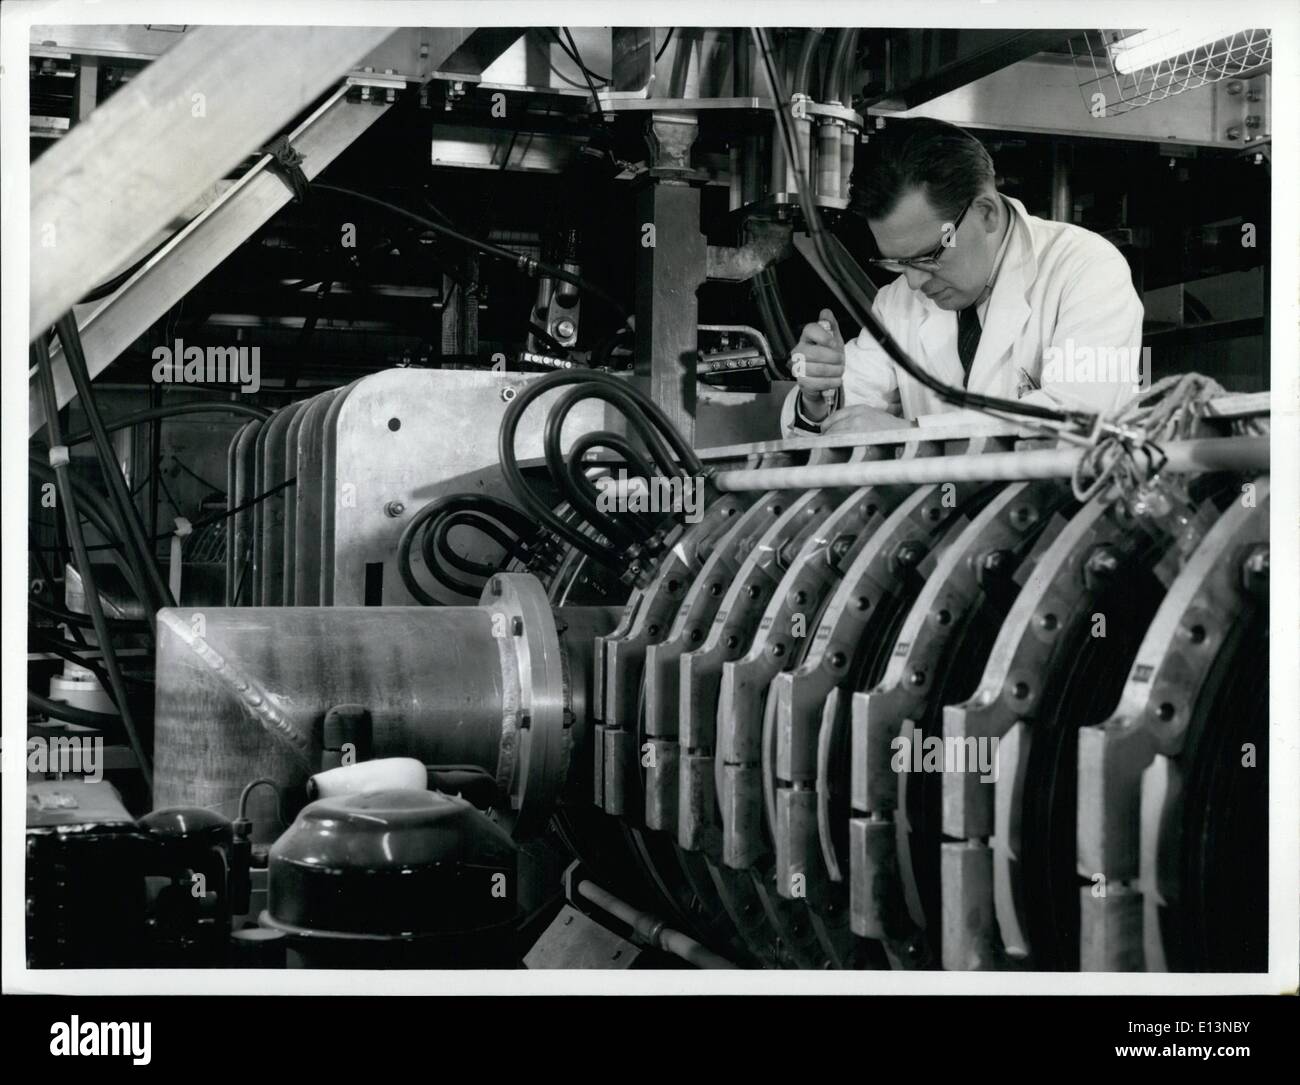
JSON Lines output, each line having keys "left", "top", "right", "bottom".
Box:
{"left": 974, "top": 195, "right": 1016, "bottom": 310}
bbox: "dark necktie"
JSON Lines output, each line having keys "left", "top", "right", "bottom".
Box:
{"left": 957, "top": 305, "right": 982, "bottom": 385}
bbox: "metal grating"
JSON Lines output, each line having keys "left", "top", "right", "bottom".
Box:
{"left": 1070, "top": 27, "right": 1271, "bottom": 118}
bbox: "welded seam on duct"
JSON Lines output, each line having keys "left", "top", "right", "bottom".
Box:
{"left": 495, "top": 631, "right": 522, "bottom": 795}
{"left": 158, "top": 610, "right": 312, "bottom": 765}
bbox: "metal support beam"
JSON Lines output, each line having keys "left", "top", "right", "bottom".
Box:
{"left": 868, "top": 29, "right": 1070, "bottom": 111}
{"left": 30, "top": 91, "right": 380, "bottom": 436}
{"left": 873, "top": 55, "right": 1263, "bottom": 148}
{"left": 635, "top": 114, "right": 705, "bottom": 445}
{"left": 711, "top": 437, "right": 1269, "bottom": 492}
{"left": 28, "top": 29, "right": 490, "bottom": 437}
{"left": 31, "top": 25, "right": 396, "bottom": 334}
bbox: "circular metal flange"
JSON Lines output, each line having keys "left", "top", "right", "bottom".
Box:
{"left": 481, "top": 573, "right": 569, "bottom": 839}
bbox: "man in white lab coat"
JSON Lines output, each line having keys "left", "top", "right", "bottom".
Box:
{"left": 782, "top": 118, "right": 1145, "bottom": 436}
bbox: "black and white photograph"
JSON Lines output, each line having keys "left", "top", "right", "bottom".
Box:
{"left": 2, "top": 0, "right": 1296, "bottom": 1053}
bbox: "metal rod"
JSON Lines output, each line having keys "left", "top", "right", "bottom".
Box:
{"left": 575, "top": 879, "right": 737, "bottom": 969}
{"left": 710, "top": 437, "right": 1269, "bottom": 492}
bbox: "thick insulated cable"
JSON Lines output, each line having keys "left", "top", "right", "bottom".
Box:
{"left": 61, "top": 401, "right": 272, "bottom": 445}
{"left": 566, "top": 430, "right": 660, "bottom": 540}
{"left": 56, "top": 315, "right": 174, "bottom": 614}
{"left": 32, "top": 337, "right": 154, "bottom": 792}
{"left": 499, "top": 369, "right": 704, "bottom": 571}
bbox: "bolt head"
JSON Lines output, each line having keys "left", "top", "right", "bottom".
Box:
{"left": 385, "top": 501, "right": 405, "bottom": 517}
{"left": 897, "top": 543, "right": 924, "bottom": 568}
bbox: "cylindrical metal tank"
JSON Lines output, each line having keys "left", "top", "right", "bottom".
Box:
{"left": 153, "top": 575, "right": 618, "bottom": 840}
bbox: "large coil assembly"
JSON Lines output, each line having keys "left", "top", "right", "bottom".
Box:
{"left": 143, "top": 369, "right": 1272, "bottom": 972}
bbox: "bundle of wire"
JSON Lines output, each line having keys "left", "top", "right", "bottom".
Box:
{"left": 30, "top": 319, "right": 282, "bottom": 765}
{"left": 30, "top": 333, "right": 155, "bottom": 792}
{"left": 1070, "top": 373, "right": 1232, "bottom": 505}
{"left": 499, "top": 369, "right": 708, "bottom": 576}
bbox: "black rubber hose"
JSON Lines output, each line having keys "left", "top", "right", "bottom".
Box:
{"left": 751, "top": 270, "right": 790, "bottom": 363}
{"left": 754, "top": 267, "right": 797, "bottom": 364}
{"left": 28, "top": 690, "right": 124, "bottom": 729}
{"left": 500, "top": 371, "right": 704, "bottom": 570}
{"left": 28, "top": 629, "right": 152, "bottom": 689}
{"left": 766, "top": 273, "right": 798, "bottom": 359}
{"left": 428, "top": 510, "right": 529, "bottom": 578}
{"left": 566, "top": 431, "right": 660, "bottom": 540}
{"left": 31, "top": 337, "right": 153, "bottom": 792}
{"left": 397, "top": 494, "right": 537, "bottom": 604}
{"left": 567, "top": 431, "right": 660, "bottom": 495}
{"left": 429, "top": 512, "right": 527, "bottom": 579}
{"left": 593, "top": 323, "right": 633, "bottom": 369}
{"left": 314, "top": 183, "right": 629, "bottom": 319}
{"left": 502, "top": 399, "right": 632, "bottom": 567}
{"left": 30, "top": 596, "right": 151, "bottom": 633}
{"left": 28, "top": 457, "right": 155, "bottom": 616}
{"left": 419, "top": 522, "right": 495, "bottom": 597}
{"left": 61, "top": 401, "right": 272, "bottom": 446}
{"left": 56, "top": 314, "right": 174, "bottom": 613}
{"left": 542, "top": 386, "right": 685, "bottom": 546}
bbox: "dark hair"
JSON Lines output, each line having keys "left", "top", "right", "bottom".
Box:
{"left": 850, "top": 117, "right": 995, "bottom": 222}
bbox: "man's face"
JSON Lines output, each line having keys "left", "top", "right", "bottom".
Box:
{"left": 867, "top": 186, "right": 1001, "bottom": 311}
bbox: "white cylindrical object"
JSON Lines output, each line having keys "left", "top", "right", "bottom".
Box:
{"left": 307, "top": 757, "right": 427, "bottom": 799}
{"left": 49, "top": 672, "right": 116, "bottom": 716}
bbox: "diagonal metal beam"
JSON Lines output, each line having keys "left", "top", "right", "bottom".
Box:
{"left": 30, "top": 25, "right": 396, "bottom": 335}
{"left": 29, "top": 28, "right": 502, "bottom": 437}
{"left": 30, "top": 89, "right": 381, "bottom": 437}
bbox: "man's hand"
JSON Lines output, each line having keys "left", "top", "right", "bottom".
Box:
{"left": 790, "top": 308, "right": 845, "bottom": 422}
{"left": 820, "top": 403, "right": 913, "bottom": 435}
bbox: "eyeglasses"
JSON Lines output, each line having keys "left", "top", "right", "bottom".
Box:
{"left": 868, "top": 201, "right": 972, "bottom": 274}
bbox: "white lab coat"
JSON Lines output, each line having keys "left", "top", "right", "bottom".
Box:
{"left": 780, "top": 195, "right": 1145, "bottom": 435}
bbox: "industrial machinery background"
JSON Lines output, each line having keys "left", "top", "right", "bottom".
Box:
{"left": 23, "top": 22, "right": 1275, "bottom": 975}
{"left": 140, "top": 376, "right": 1269, "bottom": 972}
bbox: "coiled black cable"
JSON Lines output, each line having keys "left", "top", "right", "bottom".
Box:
{"left": 397, "top": 494, "right": 538, "bottom": 604}
{"left": 565, "top": 430, "right": 661, "bottom": 540}
{"left": 542, "top": 385, "right": 690, "bottom": 548}
{"left": 500, "top": 369, "right": 705, "bottom": 573}
{"left": 427, "top": 512, "right": 525, "bottom": 580}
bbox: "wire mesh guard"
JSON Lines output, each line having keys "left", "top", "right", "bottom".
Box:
{"left": 1070, "top": 28, "right": 1272, "bottom": 118}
